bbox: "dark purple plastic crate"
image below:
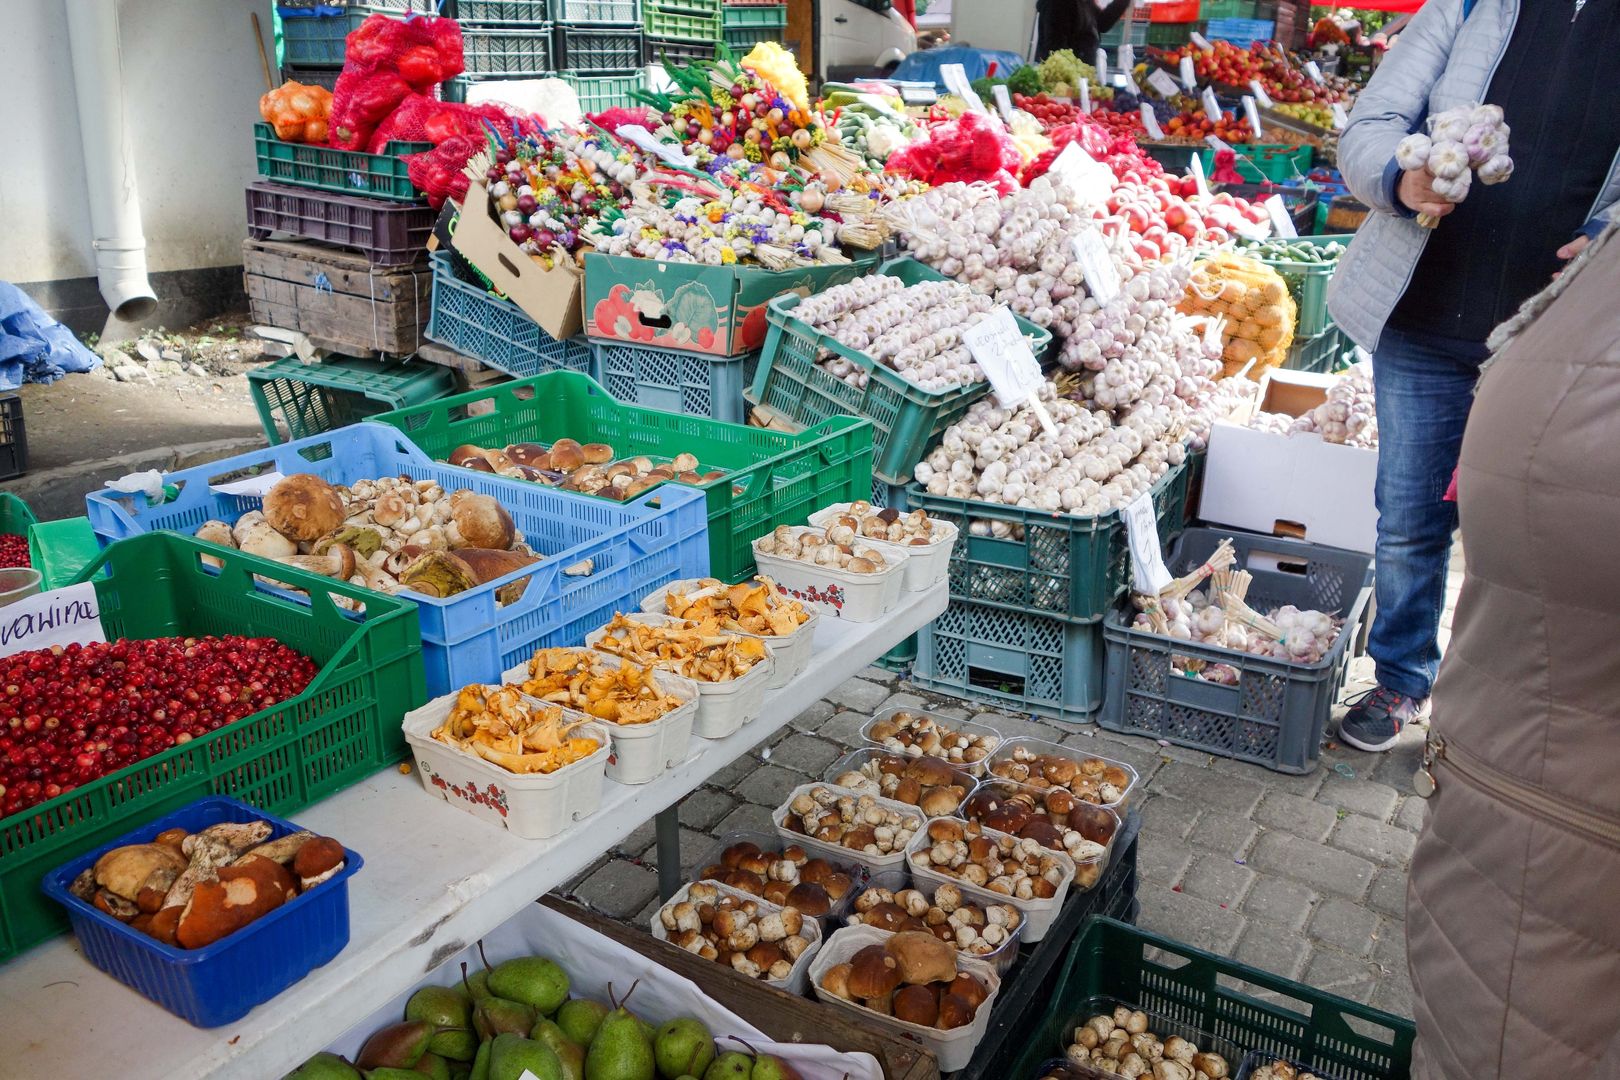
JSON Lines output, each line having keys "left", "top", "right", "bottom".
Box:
{"left": 246, "top": 181, "right": 435, "bottom": 266}
{"left": 41, "top": 796, "right": 362, "bottom": 1027}
{"left": 556, "top": 23, "right": 645, "bottom": 70}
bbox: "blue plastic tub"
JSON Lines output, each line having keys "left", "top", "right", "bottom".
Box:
{"left": 83, "top": 423, "right": 711, "bottom": 696}
{"left": 426, "top": 250, "right": 596, "bottom": 380}
{"left": 591, "top": 339, "right": 758, "bottom": 423}
{"left": 41, "top": 796, "right": 363, "bottom": 1027}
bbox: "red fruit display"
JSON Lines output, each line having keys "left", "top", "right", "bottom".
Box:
{"left": 0, "top": 534, "right": 28, "bottom": 569}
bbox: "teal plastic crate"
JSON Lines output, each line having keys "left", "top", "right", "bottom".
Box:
{"left": 555, "top": 24, "right": 644, "bottom": 71}
{"left": 723, "top": 24, "right": 784, "bottom": 48}
{"left": 1199, "top": 142, "right": 1313, "bottom": 184}
{"left": 426, "top": 250, "right": 596, "bottom": 378}
{"left": 912, "top": 598, "right": 1106, "bottom": 722}
{"left": 561, "top": 70, "right": 646, "bottom": 111}
{"left": 554, "top": 0, "right": 640, "bottom": 24}
{"left": 1243, "top": 234, "right": 1351, "bottom": 338}
{"left": 253, "top": 122, "right": 428, "bottom": 203}
{"left": 1284, "top": 324, "right": 1351, "bottom": 373}
{"left": 646, "top": 36, "right": 715, "bottom": 64}
{"left": 248, "top": 355, "right": 460, "bottom": 444}
{"left": 1199, "top": 0, "right": 1260, "bottom": 20}
{"left": 1099, "top": 18, "right": 1149, "bottom": 47}
{"left": 721, "top": 3, "right": 783, "bottom": 27}
{"left": 462, "top": 25, "right": 556, "bottom": 74}
{"left": 277, "top": 7, "right": 362, "bottom": 66}
{"left": 591, "top": 340, "right": 758, "bottom": 423}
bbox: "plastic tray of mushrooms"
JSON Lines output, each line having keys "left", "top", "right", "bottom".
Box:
{"left": 1235, "top": 1054, "right": 1346, "bottom": 1080}
{"left": 806, "top": 501, "right": 959, "bottom": 592}
{"left": 639, "top": 577, "right": 820, "bottom": 690}
{"left": 859, "top": 707, "right": 1002, "bottom": 777}
{"left": 651, "top": 878, "right": 822, "bottom": 994}
{"left": 1057, "top": 997, "right": 1242, "bottom": 1080}
{"left": 772, "top": 782, "right": 926, "bottom": 874}
{"left": 903, "top": 817, "right": 1077, "bottom": 943}
{"left": 690, "top": 830, "right": 865, "bottom": 925}
{"left": 986, "top": 737, "right": 1141, "bottom": 813}
{"left": 845, "top": 868, "right": 1024, "bottom": 976}
{"left": 960, "top": 780, "right": 1120, "bottom": 894}
{"left": 752, "top": 525, "right": 910, "bottom": 622}
{"left": 824, "top": 747, "right": 979, "bottom": 820}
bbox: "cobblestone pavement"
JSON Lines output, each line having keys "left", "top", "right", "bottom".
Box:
{"left": 563, "top": 553, "right": 1464, "bottom": 1023}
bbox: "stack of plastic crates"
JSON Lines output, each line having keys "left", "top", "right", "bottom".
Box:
{"left": 721, "top": 3, "right": 785, "bottom": 52}
{"left": 442, "top": 0, "right": 557, "bottom": 102}
{"left": 274, "top": 2, "right": 411, "bottom": 87}
{"left": 645, "top": 0, "right": 720, "bottom": 71}
{"left": 534, "top": 0, "right": 647, "bottom": 110}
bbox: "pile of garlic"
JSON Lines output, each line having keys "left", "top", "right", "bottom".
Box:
{"left": 1395, "top": 103, "right": 1513, "bottom": 213}
{"left": 1249, "top": 367, "right": 1376, "bottom": 448}
{"left": 795, "top": 275, "right": 995, "bottom": 393}
{"left": 1133, "top": 589, "right": 1343, "bottom": 666}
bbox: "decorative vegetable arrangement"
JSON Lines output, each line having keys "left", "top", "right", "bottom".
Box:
{"left": 429, "top": 684, "right": 601, "bottom": 774}
{"left": 989, "top": 749, "right": 1133, "bottom": 806}
{"left": 258, "top": 80, "right": 332, "bottom": 143}
{"left": 198, "top": 474, "right": 539, "bottom": 604}
{"left": 867, "top": 710, "right": 999, "bottom": 766}
{"left": 908, "top": 817, "right": 1080, "bottom": 899}
{"left": 960, "top": 784, "right": 1116, "bottom": 876}
{"left": 1179, "top": 253, "right": 1298, "bottom": 378}
{"left": 818, "top": 931, "right": 992, "bottom": 1030}
{"left": 789, "top": 274, "right": 994, "bottom": 393}
{"left": 832, "top": 752, "right": 975, "bottom": 817}
{"left": 68, "top": 820, "right": 346, "bottom": 949}
{"left": 656, "top": 882, "right": 815, "bottom": 982}
{"left": 695, "top": 839, "right": 855, "bottom": 915}
{"left": 0, "top": 637, "right": 315, "bottom": 817}
{"left": 830, "top": 91, "right": 923, "bottom": 169}
{"left": 780, "top": 785, "right": 924, "bottom": 857}
{"left": 1065, "top": 1007, "right": 1232, "bottom": 1079}
{"left": 1250, "top": 367, "right": 1377, "bottom": 448}
{"left": 848, "top": 881, "right": 1021, "bottom": 958}
{"left": 651, "top": 577, "right": 811, "bottom": 638}
{"left": 517, "top": 648, "right": 683, "bottom": 725}
{"left": 0, "top": 533, "right": 29, "bottom": 568}
{"left": 448, "top": 439, "right": 723, "bottom": 501}
{"left": 591, "top": 613, "right": 769, "bottom": 682}
{"left": 754, "top": 524, "right": 894, "bottom": 574}
{"left": 473, "top": 132, "right": 639, "bottom": 270}
{"left": 1395, "top": 103, "right": 1513, "bottom": 227}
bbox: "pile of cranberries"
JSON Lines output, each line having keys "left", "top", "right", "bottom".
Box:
{"left": 0, "top": 636, "right": 317, "bottom": 819}
{"left": 0, "top": 533, "right": 29, "bottom": 568}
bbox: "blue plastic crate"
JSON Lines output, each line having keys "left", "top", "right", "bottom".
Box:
{"left": 426, "top": 251, "right": 595, "bottom": 379}
{"left": 83, "top": 424, "right": 711, "bottom": 697}
{"left": 277, "top": 7, "right": 361, "bottom": 66}
{"left": 912, "top": 598, "right": 1106, "bottom": 722}
{"left": 1205, "top": 16, "right": 1274, "bottom": 45}
{"left": 40, "top": 797, "right": 363, "bottom": 1027}
{"left": 591, "top": 340, "right": 757, "bottom": 423}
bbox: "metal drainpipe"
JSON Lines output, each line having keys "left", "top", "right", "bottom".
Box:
{"left": 64, "top": 0, "right": 158, "bottom": 324}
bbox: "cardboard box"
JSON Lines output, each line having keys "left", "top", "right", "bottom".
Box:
{"left": 449, "top": 179, "right": 584, "bottom": 341}
{"left": 584, "top": 252, "right": 873, "bottom": 357}
{"left": 1198, "top": 367, "right": 1378, "bottom": 554}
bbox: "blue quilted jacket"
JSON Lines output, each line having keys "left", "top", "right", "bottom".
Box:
{"left": 1326, "top": 0, "right": 1620, "bottom": 350}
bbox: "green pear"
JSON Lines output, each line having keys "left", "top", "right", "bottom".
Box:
{"left": 531, "top": 1019, "right": 585, "bottom": 1080}
{"left": 356, "top": 1021, "right": 434, "bottom": 1071}
{"left": 469, "top": 1040, "right": 492, "bottom": 1080}
{"left": 430, "top": 1029, "right": 479, "bottom": 1063}
{"left": 465, "top": 968, "right": 492, "bottom": 1002}
{"left": 749, "top": 1055, "right": 799, "bottom": 1080}
{"left": 556, "top": 999, "right": 611, "bottom": 1047}
{"left": 449, "top": 1067, "right": 472, "bottom": 1080}
{"left": 369, "top": 1070, "right": 428, "bottom": 1080}
{"left": 654, "top": 1018, "right": 715, "bottom": 1080}
{"left": 284, "top": 1052, "right": 362, "bottom": 1079}
{"left": 488, "top": 1032, "right": 564, "bottom": 1080}
{"left": 414, "top": 1052, "right": 453, "bottom": 1080}
{"left": 702, "top": 1053, "right": 752, "bottom": 1080}
{"left": 408, "top": 985, "right": 473, "bottom": 1031}
{"left": 584, "top": 1005, "right": 655, "bottom": 1080}
{"left": 488, "top": 956, "right": 570, "bottom": 1016}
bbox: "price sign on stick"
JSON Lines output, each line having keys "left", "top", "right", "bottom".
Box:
{"left": 1189, "top": 152, "right": 1210, "bottom": 199}
{"left": 1249, "top": 79, "right": 1274, "bottom": 108}
{"left": 1049, "top": 142, "right": 1115, "bottom": 206}
{"left": 1179, "top": 56, "right": 1199, "bottom": 92}
{"left": 1094, "top": 48, "right": 1109, "bottom": 84}
{"left": 1304, "top": 60, "right": 1324, "bottom": 84}
{"left": 1118, "top": 44, "right": 1135, "bottom": 85}
{"left": 941, "top": 63, "right": 990, "bottom": 117}
{"left": 1242, "top": 95, "right": 1263, "bottom": 140}
{"left": 1265, "top": 194, "right": 1299, "bottom": 238}
{"left": 1190, "top": 31, "right": 1213, "bottom": 51}
{"left": 1139, "top": 103, "right": 1164, "bottom": 139}
{"left": 1201, "top": 86, "right": 1222, "bottom": 123}
{"left": 1071, "top": 230, "right": 1122, "bottom": 304}
{"left": 991, "top": 84, "right": 1014, "bottom": 121}
{"left": 1079, "top": 81, "right": 1093, "bottom": 114}
{"left": 1331, "top": 103, "right": 1350, "bottom": 129}
{"left": 1122, "top": 68, "right": 1141, "bottom": 97}
{"left": 1122, "top": 491, "right": 1173, "bottom": 595}
{"left": 1147, "top": 68, "right": 1181, "bottom": 98}
{"left": 963, "top": 308, "right": 1057, "bottom": 435}
{"left": 1204, "top": 133, "right": 1232, "bottom": 155}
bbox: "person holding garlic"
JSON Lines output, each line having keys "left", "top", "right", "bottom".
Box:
{"left": 1325, "top": 0, "right": 1620, "bottom": 752}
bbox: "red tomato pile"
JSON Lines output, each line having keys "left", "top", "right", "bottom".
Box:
{"left": 1013, "top": 93, "right": 1081, "bottom": 130}
{"left": 1162, "top": 41, "right": 1352, "bottom": 104}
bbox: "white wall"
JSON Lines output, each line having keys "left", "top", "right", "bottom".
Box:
{"left": 950, "top": 0, "right": 1037, "bottom": 55}
{"left": 0, "top": 0, "right": 266, "bottom": 286}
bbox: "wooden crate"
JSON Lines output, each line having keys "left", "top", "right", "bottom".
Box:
{"left": 542, "top": 896, "right": 941, "bottom": 1080}
{"left": 242, "top": 238, "right": 431, "bottom": 357}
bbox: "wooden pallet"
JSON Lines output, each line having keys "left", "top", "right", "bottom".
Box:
{"left": 243, "top": 238, "right": 431, "bottom": 358}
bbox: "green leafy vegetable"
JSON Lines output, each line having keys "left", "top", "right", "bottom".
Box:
{"left": 1007, "top": 64, "right": 1044, "bottom": 97}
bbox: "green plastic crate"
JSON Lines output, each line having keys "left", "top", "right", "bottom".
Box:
{"left": 1284, "top": 323, "right": 1352, "bottom": 374}
{"left": 0, "top": 492, "right": 37, "bottom": 542}
{"left": 370, "top": 369, "right": 874, "bottom": 583}
{"left": 721, "top": 3, "right": 784, "bottom": 27}
{"left": 248, "top": 356, "right": 460, "bottom": 445}
{"left": 1099, "top": 18, "right": 1149, "bottom": 46}
{"left": 1147, "top": 19, "right": 1205, "bottom": 46}
{"left": 1243, "top": 234, "right": 1351, "bottom": 338}
{"left": 562, "top": 70, "right": 646, "bottom": 111}
{"left": 27, "top": 517, "right": 102, "bottom": 590}
{"left": 749, "top": 258, "right": 1051, "bottom": 486}
{"left": 253, "top": 122, "right": 428, "bottom": 203}
{"left": 644, "top": 5, "right": 721, "bottom": 42}
{"left": 1003, "top": 918, "right": 1415, "bottom": 1079}
{"left": 723, "top": 24, "right": 783, "bottom": 48}
{"left": 0, "top": 532, "right": 425, "bottom": 962}
{"left": 1200, "top": 142, "right": 1313, "bottom": 184}
{"left": 912, "top": 598, "right": 1106, "bottom": 721}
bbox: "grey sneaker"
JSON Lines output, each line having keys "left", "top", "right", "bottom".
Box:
{"left": 1339, "top": 686, "right": 1423, "bottom": 752}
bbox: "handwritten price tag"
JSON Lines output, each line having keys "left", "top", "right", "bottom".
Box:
{"left": 1190, "top": 31, "right": 1213, "bottom": 51}
{"left": 1201, "top": 86, "right": 1222, "bottom": 123}
{"left": 1122, "top": 491, "right": 1172, "bottom": 595}
{"left": 616, "top": 125, "right": 695, "bottom": 168}
{"left": 1094, "top": 48, "right": 1109, "bottom": 85}
{"left": 0, "top": 584, "right": 105, "bottom": 659}
{"left": 1331, "top": 103, "right": 1349, "bottom": 129}
{"left": 1265, "top": 194, "right": 1298, "bottom": 238}
{"left": 1118, "top": 44, "right": 1135, "bottom": 78}
{"left": 1079, "top": 80, "right": 1092, "bottom": 114}
{"left": 1139, "top": 103, "right": 1164, "bottom": 139}
{"left": 1049, "top": 143, "right": 1115, "bottom": 206}
{"left": 963, "top": 308, "right": 1054, "bottom": 434}
{"left": 941, "top": 63, "right": 989, "bottom": 116}
{"left": 992, "top": 83, "right": 1014, "bottom": 121}
{"left": 1304, "top": 60, "right": 1324, "bottom": 84}
{"left": 1071, "top": 230, "right": 1122, "bottom": 304}
{"left": 1147, "top": 68, "right": 1181, "bottom": 98}
{"left": 1204, "top": 133, "right": 1233, "bottom": 155}
{"left": 1242, "top": 95, "right": 1263, "bottom": 140}
{"left": 1179, "top": 56, "right": 1197, "bottom": 91}
{"left": 1189, "top": 152, "right": 1210, "bottom": 199}
{"left": 1248, "top": 79, "right": 1274, "bottom": 108}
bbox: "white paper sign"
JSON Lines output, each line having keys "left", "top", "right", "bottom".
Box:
{"left": 211, "top": 471, "right": 286, "bottom": 498}
{"left": 1079, "top": 80, "right": 1092, "bottom": 113}
{"left": 1201, "top": 87, "right": 1222, "bottom": 123}
{"left": 940, "top": 63, "right": 989, "bottom": 115}
{"left": 1191, "top": 31, "right": 1213, "bottom": 51}
{"left": 1140, "top": 104, "right": 1164, "bottom": 139}
{"left": 963, "top": 307, "right": 1046, "bottom": 411}
{"left": 1071, "top": 230, "right": 1122, "bottom": 304}
{"left": 1265, "top": 194, "right": 1299, "bottom": 238}
{"left": 1179, "top": 56, "right": 1197, "bottom": 91}
{"left": 1148, "top": 68, "right": 1181, "bottom": 98}
{"left": 992, "top": 83, "right": 1014, "bottom": 121}
{"left": 616, "top": 124, "right": 695, "bottom": 168}
{"left": 1331, "top": 102, "right": 1350, "bottom": 129}
{"left": 1122, "top": 491, "right": 1172, "bottom": 595}
{"left": 1117, "top": 44, "right": 1135, "bottom": 78}
{"left": 1242, "top": 95, "right": 1263, "bottom": 140}
{"left": 1249, "top": 79, "right": 1274, "bottom": 108}
{"left": 1205, "top": 133, "right": 1233, "bottom": 154}
{"left": 1304, "top": 60, "right": 1324, "bottom": 84}
{"left": 1094, "top": 49, "right": 1109, "bottom": 84}
{"left": 1122, "top": 69, "right": 1141, "bottom": 96}
{"left": 0, "top": 584, "right": 106, "bottom": 659}
{"left": 1189, "top": 152, "right": 1210, "bottom": 198}
{"left": 1049, "top": 142, "right": 1116, "bottom": 206}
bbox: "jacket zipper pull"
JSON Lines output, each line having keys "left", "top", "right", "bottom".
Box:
{"left": 1413, "top": 734, "right": 1444, "bottom": 798}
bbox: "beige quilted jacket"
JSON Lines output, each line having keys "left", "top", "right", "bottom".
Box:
{"left": 1326, "top": 0, "right": 1620, "bottom": 350}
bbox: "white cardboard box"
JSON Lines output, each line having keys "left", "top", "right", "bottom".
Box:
{"left": 1198, "top": 368, "right": 1378, "bottom": 554}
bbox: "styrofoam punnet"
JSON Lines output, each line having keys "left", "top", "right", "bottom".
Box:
{"left": 502, "top": 647, "right": 699, "bottom": 786}
{"left": 639, "top": 576, "right": 821, "bottom": 689}
{"left": 402, "top": 695, "right": 611, "bottom": 839}
{"left": 585, "top": 613, "right": 775, "bottom": 740}
{"left": 752, "top": 526, "right": 910, "bottom": 621}
{"left": 845, "top": 868, "right": 1023, "bottom": 977}
{"left": 806, "top": 502, "right": 959, "bottom": 593}
{"left": 650, "top": 878, "right": 823, "bottom": 995}
{"left": 902, "top": 817, "right": 1077, "bottom": 943}
{"left": 808, "top": 922, "right": 1003, "bottom": 1072}
{"left": 985, "top": 735, "right": 1141, "bottom": 813}
{"left": 772, "top": 782, "right": 926, "bottom": 874}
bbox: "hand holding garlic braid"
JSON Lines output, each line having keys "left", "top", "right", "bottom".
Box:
{"left": 1395, "top": 103, "right": 1513, "bottom": 227}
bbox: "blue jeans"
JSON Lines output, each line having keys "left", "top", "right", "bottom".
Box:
{"left": 1369, "top": 327, "right": 1490, "bottom": 700}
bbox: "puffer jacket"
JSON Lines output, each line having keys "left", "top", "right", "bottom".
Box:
{"left": 1326, "top": 0, "right": 1620, "bottom": 351}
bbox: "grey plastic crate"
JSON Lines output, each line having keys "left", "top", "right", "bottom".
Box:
{"left": 1100, "top": 529, "right": 1373, "bottom": 774}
